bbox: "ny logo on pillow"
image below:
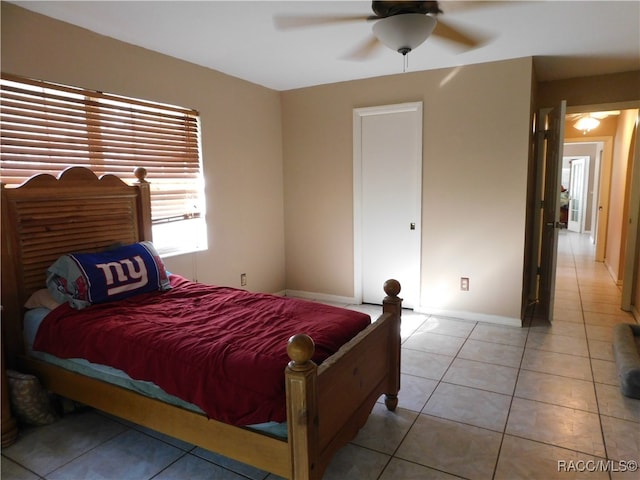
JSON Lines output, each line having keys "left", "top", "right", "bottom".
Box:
{"left": 96, "top": 255, "right": 149, "bottom": 295}
{"left": 47, "top": 241, "right": 171, "bottom": 309}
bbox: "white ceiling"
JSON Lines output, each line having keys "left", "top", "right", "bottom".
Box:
{"left": 11, "top": 1, "right": 640, "bottom": 91}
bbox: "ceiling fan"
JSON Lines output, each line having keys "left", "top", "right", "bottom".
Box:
{"left": 274, "top": 1, "right": 493, "bottom": 60}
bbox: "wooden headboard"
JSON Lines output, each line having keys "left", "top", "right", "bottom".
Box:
{"left": 1, "top": 166, "right": 152, "bottom": 366}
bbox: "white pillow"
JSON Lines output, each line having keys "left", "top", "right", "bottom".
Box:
{"left": 24, "top": 289, "right": 62, "bottom": 310}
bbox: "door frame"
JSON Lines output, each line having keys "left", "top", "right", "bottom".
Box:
{"left": 353, "top": 101, "right": 423, "bottom": 306}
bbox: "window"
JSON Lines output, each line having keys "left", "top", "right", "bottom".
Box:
{"left": 0, "top": 73, "right": 207, "bottom": 256}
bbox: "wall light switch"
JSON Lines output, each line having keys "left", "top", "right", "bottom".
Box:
{"left": 460, "top": 277, "right": 469, "bottom": 291}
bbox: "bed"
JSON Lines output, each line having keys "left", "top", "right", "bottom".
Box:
{"left": 0, "top": 166, "right": 402, "bottom": 480}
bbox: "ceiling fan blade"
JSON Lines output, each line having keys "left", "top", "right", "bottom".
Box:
{"left": 341, "top": 35, "right": 384, "bottom": 61}
{"left": 273, "top": 14, "right": 370, "bottom": 30}
{"left": 438, "top": 1, "right": 513, "bottom": 14}
{"left": 432, "top": 18, "right": 488, "bottom": 49}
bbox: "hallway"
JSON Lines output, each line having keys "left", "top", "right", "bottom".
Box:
{"left": 550, "top": 230, "right": 634, "bottom": 328}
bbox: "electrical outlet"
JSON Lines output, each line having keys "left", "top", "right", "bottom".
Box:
{"left": 460, "top": 277, "right": 469, "bottom": 291}
{"left": 240, "top": 273, "right": 247, "bottom": 286}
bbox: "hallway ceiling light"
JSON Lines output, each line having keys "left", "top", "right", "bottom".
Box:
{"left": 570, "top": 110, "right": 620, "bottom": 135}
{"left": 574, "top": 114, "right": 600, "bottom": 134}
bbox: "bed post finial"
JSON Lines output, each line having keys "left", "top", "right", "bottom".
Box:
{"left": 134, "top": 167, "right": 148, "bottom": 183}
{"left": 132, "top": 167, "right": 152, "bottom": 241}
{"left": 383, "top": 279, "right": 401, "bottom": 298}
{"left": 287, "top": 334, "right": 315, "bottom": 370}
{"left": 383, "top": 278, "right": 402, "bottom": 314}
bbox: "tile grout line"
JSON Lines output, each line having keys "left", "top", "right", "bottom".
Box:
{"left": 570, "top": 233, "right": 615, "bottom": 479}
{"left": 490, "top": 297, "right": 536, "bottom": 479}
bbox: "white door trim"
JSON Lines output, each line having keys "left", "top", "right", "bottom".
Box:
{"left": 353, "top": 101, "right": 423, "bottom": 306}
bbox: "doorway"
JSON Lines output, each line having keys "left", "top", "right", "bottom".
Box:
{"left": 535, "top": 104, "right": 640, "bottom": 322}
{"left": 562, "top": 139, "right": 612, "bottom": 262}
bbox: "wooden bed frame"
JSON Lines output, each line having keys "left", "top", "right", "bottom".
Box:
{"left": 0, "top": 167, "right": 402, "bottom": 480}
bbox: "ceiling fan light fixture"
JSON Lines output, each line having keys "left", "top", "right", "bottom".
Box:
{"left": 574, "top": 114, "right": 600, "bottom": 134}
{"left": 372, "top": 13, "right": 437, "bottom": 55}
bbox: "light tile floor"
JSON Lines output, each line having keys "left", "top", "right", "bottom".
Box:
{"left": 2, "top": 231, "right": 639, "bottom": 479}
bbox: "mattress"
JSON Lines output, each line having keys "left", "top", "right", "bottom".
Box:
{"left": 24, "top": 307, "right": 288, "bottom": 437}
{"left": 32, "top": 275, "right": 371, "bottom": 425}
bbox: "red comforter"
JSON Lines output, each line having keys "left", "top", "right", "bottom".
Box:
{"left": 33, "top": 275, "right": 371, "bottom": 425}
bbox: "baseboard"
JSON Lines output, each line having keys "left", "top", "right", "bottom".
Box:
{"left": 413, "top": 306, "right": 523, "bottom": 327}
{"left": 285, "top": 289, "right": 357, "bottom": 306}
{"left": 285, "top": 291, "right": 523, "bottom": 326}
{"left": 604, "top": 260, "right": 623, "bottom": 286}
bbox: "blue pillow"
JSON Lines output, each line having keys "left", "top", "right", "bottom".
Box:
{"left": 46, "top": 241, "right": 171, "bottom": 309}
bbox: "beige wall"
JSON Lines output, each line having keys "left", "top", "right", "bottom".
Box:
{"left": 606, "top": 109, "right": 639, "bottom": 283}
{"left": 282, "top": 58, "right": 534, "bottom": 324}
{"left": 1, "top": 3, "right": 286, "bottom": 293}
{"left": 537, "top": 71, "right": 640, "bottom": 108}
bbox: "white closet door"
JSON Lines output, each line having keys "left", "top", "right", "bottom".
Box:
{"left": 354, "top": 102, "right": 422, "bottom": 308}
